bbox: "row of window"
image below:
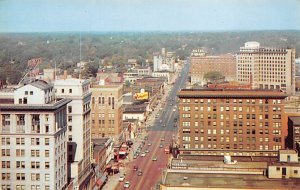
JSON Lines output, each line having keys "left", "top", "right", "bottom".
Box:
{"left": 1, "top": 138, "right": 50, "bottom": 146}
{"left": 1, "top": 185, "right": 51, "bottom": 190}
{"left": 182, "top": 98, "right": 282, "bottom": 104}
{"left": 1, "top": 149, "right": 50, "bottom": 157}
{"left": 182, "top": 128, "right": 281, "bottom": 135}
{"left": 182, "top": 143, "right": 282, "bottom": 150}
{"left": 1, "top": 173, "right": 50, "bottom": 181}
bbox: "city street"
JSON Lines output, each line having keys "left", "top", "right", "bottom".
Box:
{"left": 115, "top": 63, "right": 189, "bottom": 190}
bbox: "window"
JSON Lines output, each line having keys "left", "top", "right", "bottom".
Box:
{"left": 68, "top": 106, "right": 72, "bottom": 113}
{"left": 16, "top": 185, "right": 25, "bottom": 190}
{"left": 16, "top": 173, "right": 25, "bottom": 180}
{"left": 25, "top": 91, "right": 28, "bottom": 95}
{"left": 31, "top": 173, "right": 40, "bottom": 181}
{"left": 45, "top": 150, "right": 50, "bottom": 157}
{"left": 2, "top": 173, "right": 11, "bottom": 180}
{"left": 1, "top": 149, "right": 10, "bottom": 156}
{"left": 1, "top": 137, "right": 10, "bottom": 145}
{"left": 294, "top": 170, "right": 298, "bottom": 174}
{"left": 45, "top": 174, "right": 50, "bottom": 181}
{"left": 45, "top": 162, "right": 50, "bottom": 169}
{"left": 30, "top": 91, "right": 33, "bottom": 95}
{"left": 69, "top": 89, "right": 72, "bottom": 93}
{"left": 61, "top": 89, "right": 64, "bottom": 93}
{"left": 68, "top": 116, "right": 72, "bottom": 122}
{"left": 31, "top": 185, "right": 40, "bottom": 190}
{"left": 1, "top": 161, "right": 10, "bottom": 168}
{"left": 31, "top": 138, "right": 40, "bottom": 145}
{"left": 16, "top": 138, "right": 25, "bottom": 145}
{"left": 45, "top": 138, "right": 50, "bottom": 145}
{"left": 31, "top": 161, "right": 40, "bottom": 169}
{"left": 16, "top": 161, "right": 25, "bottom": 168}
{"left": 31, "top": 150, "right": 40, "bottom": 157}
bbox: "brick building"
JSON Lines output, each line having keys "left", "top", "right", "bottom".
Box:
{"left": 190, "top": 52, "right": 236, "bottom": 84}
{"left": 178, "top": 89, "right": 287, "bottom": 156}
{"left": 90, "top": 84, "right": 123, "bottom": 140}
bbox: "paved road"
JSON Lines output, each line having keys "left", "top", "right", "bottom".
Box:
{"left": 116, "top": 63, "right": 190, "bottom": 190}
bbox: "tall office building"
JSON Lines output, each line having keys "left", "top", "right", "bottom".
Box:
{"left": 178, "top": 89, "right": 287, "bottom": 156}
{"left": 0, "top": 81, "right": 70, "bottom": 190}
{"left": 237, "top": 41, "right": 296, "bottom": 95}
{"left": 90, "top": 84, "right": 123, "bottom": 140}
{"left": 54, "top": 78, "right": 92, "bottom": 190}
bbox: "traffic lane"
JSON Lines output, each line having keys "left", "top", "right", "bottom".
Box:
{"left": 132, "top": 131, "right": 166, "bottom": 190}
{"left": 117, "top": 131, "right": 166, "bottom": 190}
{"left": 134, "top": 132, "right": 171, "bottom": 190}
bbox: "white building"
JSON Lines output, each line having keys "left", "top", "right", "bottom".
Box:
{"left": 237, "top": 41, "right": 296, "bottom": 94}
{"left": 0, "top": 80, "right": 70, "bottom": 190}
{"left": 54, "top": 78, "right": 92, "bottom": 190}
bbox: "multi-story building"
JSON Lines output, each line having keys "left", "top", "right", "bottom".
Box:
{"left": 190, "top": 51, "right": 236, "bottom": 84}
{"left": 178, "top": 89, "right": 287, "bottom": 156}
{"left": 0, "top": 80, "right": 70, "bottom": 190}
{"left": 153, "top": 48, "right": 175, "bottom": 72}
{"left": 237, "top": 41, "right": 296, "bottom": 95}
{"left": 90, "top": 84, "right": 123, "bottom": 140}
{"left": 54, "top": 78, "right": 92, "bottom": 190}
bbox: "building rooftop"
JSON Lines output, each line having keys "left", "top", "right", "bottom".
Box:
{"left": 279, "top": 149, "right": 297, "bottom": 154}
{"left": 0, "top": 98, "right": 71, "bottom": 111}
{"left": 54, "top": 78, "right": 90, "bottom": 86}
{"left": 29, "top": 80, "right": 53, "bottom": 91}
{"left": 289, "top": 116, "right": 300, "bottom": 126}
{"left": 163, "top": 172, "right": 300, "bottom": 189}
{"left": 178, "top": 89, "right": 287, "bottom": 99}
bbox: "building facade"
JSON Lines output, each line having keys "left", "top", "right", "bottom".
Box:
{"left": 190, "top": 52, "right": 236, "bottom": 84}
{"left": 178, "top": 89, "right": 287, "bottom": 156}
{"left": 0, "top": 81, "right": 70, "bottom": 190}
{"left": 54, "top": 78, "right": 92, "bottom": 190}
{"left": 90, "top": 84, "right": 123, "bottom": 140}
{"left": 237, "top": 41, "right": 296, "bottom": 95}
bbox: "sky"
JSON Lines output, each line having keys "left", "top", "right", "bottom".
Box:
{"left": 0, "top": 0, "right": 299, "bottom": 33}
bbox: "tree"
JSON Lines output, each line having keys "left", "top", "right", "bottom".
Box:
{"left": 203, "top": 71, "right": 224, "bottom": 83}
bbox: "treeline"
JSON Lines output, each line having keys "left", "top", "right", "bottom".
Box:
{"left": 0, "top": 31, "right": 300, "bottom": 84}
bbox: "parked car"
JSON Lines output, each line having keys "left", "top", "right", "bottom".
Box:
{"left": 133, "top": 165, "right": 138, "bottom": 171}
{"left": 141, "top": 152, "right": 146, "bottom": 157}
{"left": 159, "top": 144, "right": 163, "bottom": 148}
{"left": 152, "top": 156, "right": 157, "bottom": 161}
{"left": 145, "top": 149, "right": 149, "bottom": 153}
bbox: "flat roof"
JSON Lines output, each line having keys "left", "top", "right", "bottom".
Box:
{"left": 163, "top": 172, "right": 300, "bottom": 189}
{"left": 178, "top": 89, "right": 287, "bottom": 99}
{"left": 0, "top": 98, "right": 71, "bottom": 112}
{"left": 289, "top": 116, "right": 300, "bottom": 126}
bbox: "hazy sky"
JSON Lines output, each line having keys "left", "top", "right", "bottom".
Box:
{"left": 0, "top": 0, "right": 299, "bottom": 32}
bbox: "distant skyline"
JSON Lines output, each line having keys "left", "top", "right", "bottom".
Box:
{"left": 0, "top": 0, "right": 300, "bottom": 33}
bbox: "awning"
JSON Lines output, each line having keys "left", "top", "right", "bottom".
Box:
{"left": 119, "top": 151, "right": 127, "bottom": 155}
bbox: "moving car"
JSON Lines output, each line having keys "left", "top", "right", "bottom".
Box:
{"left": 124, "top": 181, "right": 130, "bottom": 188}
{"left": 137, "top": 170, "right": 143, "bottom": 176}
{"left": 152, "top": 156, "right": 157, "bottom": 161}
{"left": 141, "top": 152, "right": 146, "bottom": 157}
{"left": 161, "top": 137, "right": 165, "bottom": 141}
{"left": 159, "top": 144, "right": 163, "bottom": 148}
{"left": 145, "top": 149, "right": 149, "bottom": 153}
{"left": 133, "top": 165, "right": 138, "bottom": 171}
{"left": 148, "top": 142, "right": 152, "bottom": 146}
{"left": 119, "top": 175, "right": 125, "bottom": 182}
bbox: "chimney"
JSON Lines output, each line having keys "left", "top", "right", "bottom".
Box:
{"left": 63, "top": 70, "right": 67, "bottom": 80}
